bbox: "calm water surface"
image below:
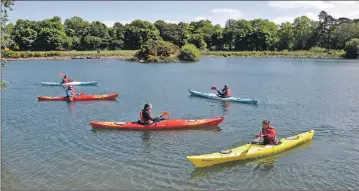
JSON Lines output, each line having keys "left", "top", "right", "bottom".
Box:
{"left": 2, "top": 57, "right": 359, "bottom": 190}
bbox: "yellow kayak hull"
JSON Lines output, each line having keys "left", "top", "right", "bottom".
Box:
{"left": 187, "top": 130, "right": 315, "bottom": 168}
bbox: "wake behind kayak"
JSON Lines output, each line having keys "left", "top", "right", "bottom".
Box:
{"left": 188, "top": 89, "right": 258, "bottom": 104}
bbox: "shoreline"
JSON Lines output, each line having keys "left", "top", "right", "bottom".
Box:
{"left": 2, "top": 50, "right": 347, "bottom": 61}
{"left": 4, "top": 54, "right": 345, "bottom": 61}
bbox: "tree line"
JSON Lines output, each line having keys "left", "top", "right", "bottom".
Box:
{"left": 2, "top": 11, "right": 359, "bottom": 52}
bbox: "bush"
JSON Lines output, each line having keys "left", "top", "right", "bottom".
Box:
{"left": 178, "top": 44, "right": 200, "bottom": 61}
{"left": 134, "top": 39, "right": 180, "bottom": 62}
{"left": 344, "top": 38, "right": 359, "bottom": 59}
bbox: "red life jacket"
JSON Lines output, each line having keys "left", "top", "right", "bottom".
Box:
{"left": 225, "top": 88, "right": 231, "bottom": 97}
{"left": 262, "top": 126, "right": 278, "bottom": 144}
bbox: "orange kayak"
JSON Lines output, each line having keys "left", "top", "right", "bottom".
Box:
{"left": 37, "top": 93, "right": 119, "bottom": 101}
{"left": 90, "top": 117, "right": 225, "bottom": 130}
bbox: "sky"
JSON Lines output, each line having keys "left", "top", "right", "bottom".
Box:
{"left": 7, "top": 1, "right": 359, "bottom": 27}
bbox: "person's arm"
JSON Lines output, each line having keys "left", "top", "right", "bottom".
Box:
{"left": 146, "top": 111, "right": 159, "bottom": 121}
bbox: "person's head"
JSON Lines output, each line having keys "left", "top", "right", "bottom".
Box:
{"left": 68, "top": 85, "right": 73, "bottom": 89}
{"left": 64, "top": 75, "right": 67, "bottom": 78}
{"left": 144, "top": 103, "right": 152, "bottom": 110}
{"left": 224, "top": 84, "right": 228, "bottom": 89}
{"left": 262, "top": 120, "right": 270, "bottom": 128}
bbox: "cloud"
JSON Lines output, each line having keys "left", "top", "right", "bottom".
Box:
{"left": 272, "top": 12, "right": 318, "bottom": 24}
{"left": 268, "top": 1, "right": 359, "bottom": 21}
{"left": 194, "top": 8, "right": 245, "bottom": 26}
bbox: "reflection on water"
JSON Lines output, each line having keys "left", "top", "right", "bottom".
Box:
{"left": 190, "top": 140, "right": 313, "bottom": 179}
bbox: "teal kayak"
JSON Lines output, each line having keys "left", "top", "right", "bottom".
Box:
{"left": 188, "top": 89, "right": 258, "bottom": 104}
{"left": 41, "top": 81, "right": 98, "bottom": 86}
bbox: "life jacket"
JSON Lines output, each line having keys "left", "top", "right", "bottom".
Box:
{"left": 225, "top": 88, "right": 231, "bottom": 97}
{"left": 63, "top": 77, "right": 70, "bottom": 83}
{"left": 140, "top": 110, "right": 152, "bottom": 123}
{"left": 66, "top": 88, "right": 76, "bottom": 97}
{"left": 262, "top": 126, "right": 279, "bottom": 144}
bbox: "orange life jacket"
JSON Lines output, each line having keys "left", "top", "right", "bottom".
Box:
{"left": 225, "top": 88, "right": 231, "bottom": 97}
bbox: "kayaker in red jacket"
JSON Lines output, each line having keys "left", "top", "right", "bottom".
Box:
{"left": 62, "top": 75, "right": 74, "bottom": 83}
{"left": 217, "top": 85, "right": 231, "bottom": 98}
{"left": 254, "top": 120, "right": 279, "bottom": 145}
{"left": 139, "top": 103, "right": 162, "bottom": 125}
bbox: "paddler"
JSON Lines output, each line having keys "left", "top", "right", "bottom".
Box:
{"left": 65, "top": 86, "right": 76, "bottom": 98}
{"left": 217, "top": 84, "right": 231, "bottom": 98}
{"left": 253, "top": 120, "right": 279, "bottom": 145}
{"left": 62, "top": 75, "right": 73, "bottom": 83}
{"left": 139, "top": 103, "right": 163, "bottom": 125}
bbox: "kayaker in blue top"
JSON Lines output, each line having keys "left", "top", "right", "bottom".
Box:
{"left": 217, "top": 85, "right": 231, "bottom": 98}
{"left": 65, "top": 86, "right": 79, "bottom": 98}
{"left": 139, "top": 103, "right": 163, "bottom": 125}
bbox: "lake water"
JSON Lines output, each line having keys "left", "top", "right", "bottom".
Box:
{"left": 2, "top": 57, "right": 359, "bottom": 190}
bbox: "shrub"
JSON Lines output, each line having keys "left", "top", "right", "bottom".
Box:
{"left": 134, "top": 39, "right": 180, "bottom": 62}
{"left": 178, "top": 44, "right": 200, "bottom": 61}
{"left": 344, "top": 38, "right": 359, "bottom": 59}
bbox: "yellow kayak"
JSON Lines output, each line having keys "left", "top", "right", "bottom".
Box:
{"left": 187, "top": 130, "right": 314, "bottom": 168}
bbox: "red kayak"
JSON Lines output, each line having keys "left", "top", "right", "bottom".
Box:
{"left": 37, "top": 93, "right": 119, "bottom": 101}
{"left": 90, "top": 117, "right": 225, "bottom": 130}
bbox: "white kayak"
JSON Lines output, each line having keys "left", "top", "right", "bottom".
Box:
{"left": 188, "top": 89, "right": 258, "bottom": 104}
{"left": 41, "top": 81, "right": 98, "bottom": 86}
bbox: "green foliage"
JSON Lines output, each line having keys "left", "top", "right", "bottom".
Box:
{"left": 179, "top": 44, "right": 200, "bottom": 61}
{"left": 134, "top": 39, "right": 180, "bottom": 62}
{"left": 3, "top": 10, "right": 359, "bottom": 59}
{"left": 188, "top": 34, "right": 207, "bottom": 50}
{"left": 344, "top": 38, "right": 359, "bottom": 58}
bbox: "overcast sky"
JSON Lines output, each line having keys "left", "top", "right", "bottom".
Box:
{"left": 7, "top": 1, "right": 359, "bottom": 27}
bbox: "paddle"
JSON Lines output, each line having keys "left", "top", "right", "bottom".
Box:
{"left": 240, "top": 130, "right": 263, "bottom": 155}
{"left": 58, "top": 72, "right": 65, "bottom": 77}
{"left": 211, "top": 86, "right": 217, "bottom": 90}
{"left": 160, "top": 111, "right": 171, "bottom": 117}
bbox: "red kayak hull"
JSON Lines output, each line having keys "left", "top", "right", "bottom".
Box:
{"left": 90, "top": 117, "right": 225, "bottom": 130}
{"left": 37, "top": 93, "right": 119, "bottom": 101}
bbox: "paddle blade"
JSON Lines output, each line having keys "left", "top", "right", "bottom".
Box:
{"left": 211, "top": 87, "right": 217, "bottom": 90}
{"left": 58, "top": 72, "right": 65, "bottom": 77}
{"left": 161, "top": 111, "right": 171, "bottom": 117}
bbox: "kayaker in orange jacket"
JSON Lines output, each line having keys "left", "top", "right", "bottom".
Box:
{"left": 62, "top": 75, "right": 74, "bottom": 83}
{"left": 139, "top": 103, "right": 163, "bottom": 125}
{"left": 254, "top": 120, "right": 279, "bottom": 145}
{"left": 217, "top": 84, "right": 231, "bottom": 98}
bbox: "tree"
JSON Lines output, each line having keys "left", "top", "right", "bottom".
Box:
{"left": 188, "top": 34, "right": 207, "bottom": 50}
{"left": 344, "top": 38, "right": 359, "bottom": 58}
{"left": 124, "top": 20, "right": 160, "bottom": 50}
{"left": 1, "top": 0, "right": 14, "bottom": 89}
{"left": 293, "top": 16, "right": 315, "bottom": 50}
{"left": 278, "top": 22, "right": 295, "bottom": 50}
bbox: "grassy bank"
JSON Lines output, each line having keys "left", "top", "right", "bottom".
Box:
{"left": 2, "top": 49, "right": 347, "bottom": 61}
{"left": 201, "top": 49, "right": 346, "bottom": 59}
